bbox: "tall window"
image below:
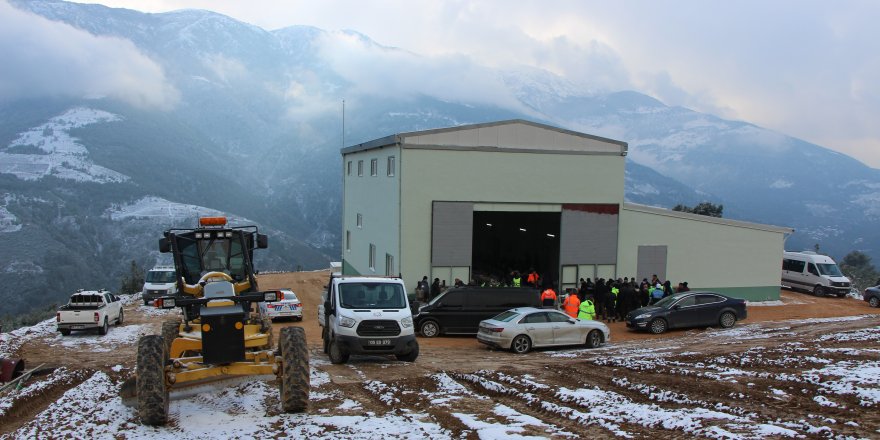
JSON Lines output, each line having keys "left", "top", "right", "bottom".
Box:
{"left": 357, "top": 213, "right": 362, "bottom": 228}
{"left": 369, "top": 244, "right": 376, "bottom": 271}
{"left": 385, "top": 253, "right": 394, "bottom": 276}
{"left": 370, "top": 158, "right": 378, "bottom": 176}
{"left": 346, "top": 161, "right": 352, "bottom": 176}
{"left": 345, "top": 230, "right": 350, "bottom": 252}
{"left": 357, "top": 160, "right": 363, "bottom": 176}
{"left": 387, "top": 156, "right": 395, "bottom": 176}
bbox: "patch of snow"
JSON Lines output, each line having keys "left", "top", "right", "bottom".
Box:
{"left": 49, "top": 324, "right": 151, "bottom": 353}
{"left": 0, "top": 107, "right": 128, "bottom": 183}
{"left": 770, "top": 179, "right": 794, "bottom": 189}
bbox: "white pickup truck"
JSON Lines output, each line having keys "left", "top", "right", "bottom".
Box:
{"left": 56, "top": 289, "right": 124, "bottom": 336}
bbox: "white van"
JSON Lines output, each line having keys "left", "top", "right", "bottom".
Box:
{"left": 321, "top": 275, "right": 419, "bottom": 364}
{"left": 782, "top": 251, "right": 851, "bottom": 297}
{"left": 141, "top": 265, "right": 178, "bottom": 305}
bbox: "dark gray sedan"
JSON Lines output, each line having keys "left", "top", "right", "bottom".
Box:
{"left": 625, "top": 291, "right": 747, "bottom": 334}
{"left": 864, "top": 286, "right": 880, "bottom": 308}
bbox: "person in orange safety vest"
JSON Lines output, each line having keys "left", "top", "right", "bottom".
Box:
{"left": 562, "top": 291, "right": 581, "bottom": 318}
{"left": 540, "top": 288, "right": 557, "bottom": 307}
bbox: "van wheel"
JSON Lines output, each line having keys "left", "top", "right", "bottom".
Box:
{"left": 395, "top": 344, "right": 419, "bottom": 362}
{"left": 813, "top": 285, "right": 825, "bottom": 296}
{"left": 328, "top": 340, "right": 349, "bottom": 364}
{"left": 420, "top": 320, "right": 440, "bottom": 338}
{"left": 321, "top": 326, "right": 329, "bottom": 354}
{"left": 60, "top": 328, "right": 71, "bottom": 336}
{"left": 585, "top": 330, "right": 602, "bottom": 348}
{"left": 511, "top": 335, "right": 532, "bottom": 354}
{"left": 870, "top": 297, "right": 880, "bottom": 308}
{"left": 719, "top": 312, "right": 736, "bottom": 328}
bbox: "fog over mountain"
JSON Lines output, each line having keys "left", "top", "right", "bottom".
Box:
{"left": 1, "top": 0, "right": 878, "bottom": 316}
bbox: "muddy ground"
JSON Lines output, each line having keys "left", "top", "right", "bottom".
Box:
{"left": 2, "top": 270, "right": 879, "bottom": 438}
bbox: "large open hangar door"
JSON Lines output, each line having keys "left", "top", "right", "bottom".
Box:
{"left": 472, "top": 211, "right": 560, "bottom": 286}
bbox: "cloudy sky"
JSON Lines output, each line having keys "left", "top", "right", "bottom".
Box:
{"left": 12, "top": 0, "right": 880, "bottom": 168}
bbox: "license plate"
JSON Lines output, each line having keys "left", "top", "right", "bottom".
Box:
{"left": 367, "top": 339, "right": 391, "bottom": 346}
{"left": 71, "top": 325, "right": 85, "bottom": 330}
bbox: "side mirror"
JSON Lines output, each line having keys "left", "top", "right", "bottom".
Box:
{"left": 257, "top": 234, "right": 268, "bottom": 249}
{"left": 568, "top": 319, "right": 577, "bottom": 324}
{"left": 324, "top": 300, "right": 332, "bottom": 313}
{"left": 159, "top": 238, "right": 170, "bottom": 253}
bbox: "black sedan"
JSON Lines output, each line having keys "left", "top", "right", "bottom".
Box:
{"left": 864, "top": 286, "right": 880, "bottom": 308}
{"left": 625, "top": 291, "right": 747, "bottom": 334}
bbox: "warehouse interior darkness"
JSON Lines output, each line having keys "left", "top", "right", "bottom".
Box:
{"left": 471, "top": 211, "right": 560, "bottom": 286}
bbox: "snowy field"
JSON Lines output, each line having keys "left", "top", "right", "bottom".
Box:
{"left": 3, "top": 312, "right": 880, "bottom": 438}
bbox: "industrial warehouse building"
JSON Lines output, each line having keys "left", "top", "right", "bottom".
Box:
{"left": 340, "top": 120, "right": 793, "bottom": 301}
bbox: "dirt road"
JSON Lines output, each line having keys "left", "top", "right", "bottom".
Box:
{"left": 3, "top": 271, "right": 879, "bottom": 438}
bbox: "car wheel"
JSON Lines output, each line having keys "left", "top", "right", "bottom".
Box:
{"left": 813, "top": 285, "right": 825, "bottom": 296}
{"left": 585, "top": 330, "right": 602, "bottom": 348}
{"left": 117, "top": 309, "right": 124, "bottom": 326}
{"left": 98, "top": 318, "right": 109, "bottom": 336}
{"left": 510, "top": 335, "right": 532, "bottom": 354}
{"left": 420, "top": 320, "right": 440, "bottom": 338}
{"left": 649, "top": 318, "right": 667, "bottom": 334}
{"left": 870, "top": 297, "right": 880, "bottom": 308}
{"left": 60, "top": 328, "right": 71, "bottom": 336}
{"left": 328, "top": 339, "right": 349, "bottom": 364}
{"left": 719, "top": 312, "right": 736, "bottom": 329}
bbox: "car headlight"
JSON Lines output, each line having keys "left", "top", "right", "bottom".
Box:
{"left": 401, "top": 316, "right": 413, "bottom": 328}
{"left": 339, "top": 315, "right": 356, "bottom": 328}
{"left": 635, "top": 313, "right": 652, "bottom": 320}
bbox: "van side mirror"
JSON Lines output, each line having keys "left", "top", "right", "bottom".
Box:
{"left": 159, "top": 238, "right": 170, "bottom": 253}
{"left": 324, "top": 300, "right": 332, "bottom": 314}
{"left": 257, "top": 234, "right": 268, "bottom": 249}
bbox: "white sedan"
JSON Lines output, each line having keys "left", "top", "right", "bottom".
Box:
{"left": 258, "top": 289, "right": 303, "bottom": 321}
{"left": 477, "top": 307, "right": 610, "bottom": 354}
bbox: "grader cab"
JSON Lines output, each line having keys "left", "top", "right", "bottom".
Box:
{"left": 133, "top": 217, "right": 309, "bottom": 425}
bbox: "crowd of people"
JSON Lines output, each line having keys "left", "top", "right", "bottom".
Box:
{"left": 414, "top": 268, "right": 691, "bottom": 324}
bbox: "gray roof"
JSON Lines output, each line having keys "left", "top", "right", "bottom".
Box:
{"left": 341, "top": 119, "right": 627, "bottom": 156}
{"left": 623, "top": 203, "right": 794, "bottom": 234}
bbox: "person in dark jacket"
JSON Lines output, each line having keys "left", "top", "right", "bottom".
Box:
{"left": 663, "top": 280, "right": 674, "bottom": 298}
{"left": 430, "top": 278, "right": 441, "bottom": 300}
{"left": 594, "top": 279, "right": 607, "bottom": 320}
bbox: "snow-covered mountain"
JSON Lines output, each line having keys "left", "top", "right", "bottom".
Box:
{"left": 1, "top": 0, "right": 878, "bottom": 318}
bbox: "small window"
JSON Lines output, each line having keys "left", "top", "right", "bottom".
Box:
{"left": 345, "top": 230, "right": 350, "bottom": 252}
{"left": 547, "top": 311, "right": 571, "bottom": 323}
{"left": 522, "top": 312, "right": 549, "bottom": 324}
{"left": 674, "top": 295, "right": 697, "bottom": 308}
{"left": 346, "top": 161, "right": 352, "bottom": 176}
{"left": 387, "top": 156, "right": 395, "bottom": 176}
{"left": 356, "top": 213, "right": 363, "bottom": 229}
{"left": 385, "top": 253, "right": 394, "bottom": 276}
{"left": 696, "top": 294, "right": 723, "bottom": 305}
{"left": 808, "top": 263, "right": 819, "bottom": 276}
{"left": 369, "top": 244, "right": 376, "bottom": 271}
{"left": 357, "top": 160, "right": 363, "bottom": 176}
{"left": 370, "top": 158, "right": 378, "bottom": 176}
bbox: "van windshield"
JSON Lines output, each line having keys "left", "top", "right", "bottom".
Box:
{"left": 146, "top": 271, "right": 176, "bottom": 283}
{"left": 816, "top": 263, "right": 844, "bottom": 277}
{"left": 339, "top": 282, "right": 406, "bottom": 309}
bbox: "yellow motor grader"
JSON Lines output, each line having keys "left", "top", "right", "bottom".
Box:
{"left": 129, "top": 216, "right": 309, "bottom": 425}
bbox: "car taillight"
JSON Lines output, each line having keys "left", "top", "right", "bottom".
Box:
{"left": 486, "top": 327, "right": 503, "bottom": 333}
{"left": 277, "top": 291, "right": 285, "bottom": 301}
{"left": 56, "top": 312, "right": 60, "bottom": 322}
{"left": 94, "top": 312, "right": 100, "bottom": 323}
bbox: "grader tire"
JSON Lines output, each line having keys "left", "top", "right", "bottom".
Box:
{"left": 279, "top": 326, "right": 309, "bottom": 413}
{"left": 161, "top": 319, "right": 180, "bottom": 357}
{"left": 137, "top": 335, "right": 169, "bottom": 426}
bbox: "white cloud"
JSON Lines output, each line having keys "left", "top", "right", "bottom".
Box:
{"left": 0, "top": 0, "right": 179, "bottom": 109}
{"left": 29, "top": 0, "right": 880, "bottom": 167}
